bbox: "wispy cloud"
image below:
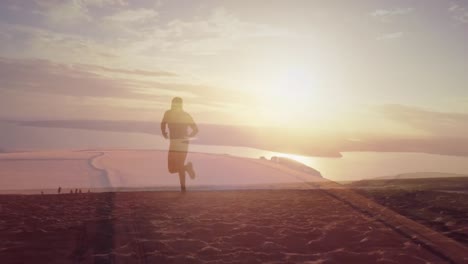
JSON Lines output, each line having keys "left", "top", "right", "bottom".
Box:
{"left": 42, "top": 1, "right": 92, "bottom": 25}
{"left": 77, "top": 64, "right": 177, "bottom": 77}
{"left": 331, "top": 104, "right": 468, "bottom": 156}
{"left": 104, "top": 8, "right": 158, "bottom": 23}
{"left": 0, "top": 57, "right": 238, "bottom": 101}
{"left": 0, "top": 23, "right": 119, "bottom": 64}
{"left": 371, "top": 7, "right": 414, "bottom": 22}
{"left": 0, "top": 57, "right": 150, "bottom": 99}
{"left": 371, "top": 7, "right": 412, "bottom": 40}
{"left": 0, "top": 57, "right": 248, "bottom": 121}
{"left": 378, "top": 104, "right": 468, "bottom": 137}
{"left": 34, "top": 0, "right": 129, "bottom": 25}
{"left": 136, "top": 7, "right": 293, "bottom": 56}
{"left": 80, "top": 0, "right": 128, "bottom": 6}
{"left": 377, "top": 31, "right": 404, "bottom": 40}
{"left": 1, "top": 4, "right": 292, "bottom": 69}
{"left": 449, "top": 3, "right": 468, "bottom": 23}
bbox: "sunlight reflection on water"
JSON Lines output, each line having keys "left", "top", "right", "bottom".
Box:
{"left": 1, "top": 122, "right": 467, "bottom": 182}
{"left": 190, "top": 144, "right": 468, "bottom": 182}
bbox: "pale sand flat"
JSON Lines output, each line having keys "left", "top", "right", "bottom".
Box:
{"left": 91, "top": 150, "right": 327, "bottom": 188}
{"left": 0, "top": 151, "right": 102, "bottom": 191}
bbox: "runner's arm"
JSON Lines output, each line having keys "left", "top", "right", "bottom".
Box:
{"left": 160, "top": 111, "right": 169, "bottom": 139}
{"left": 188, "top": 115, "right": 199, "bottom": 137}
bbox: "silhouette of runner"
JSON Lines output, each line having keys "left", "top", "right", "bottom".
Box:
{"left": 161, "top": 97, "right": 198, "bottom": 192}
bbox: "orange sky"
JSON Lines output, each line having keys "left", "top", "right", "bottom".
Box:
{"left": 0, "top": 0, "right": 468, "bottom": 157}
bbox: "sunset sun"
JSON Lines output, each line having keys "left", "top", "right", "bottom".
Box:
{"left": 254, "top": 65, "right": 321, "bottom": 125}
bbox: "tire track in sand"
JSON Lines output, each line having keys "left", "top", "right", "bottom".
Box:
{"left": 87, "top": 151, "right": 148, "bottom": 263}
{"left": 72, "top": 152, "right": 117, "bottom": 263}
{"left": 88, "top": 152, "right": 112, "bottom": 189}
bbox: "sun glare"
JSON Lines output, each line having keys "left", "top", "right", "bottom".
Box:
{"left": 272, "top": 152, "right": 318, "bottom": 168}
{"left": 253, "top": 64, "right": 322, "bottom": 126}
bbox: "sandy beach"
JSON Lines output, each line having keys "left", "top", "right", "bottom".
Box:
{"left": 0, "top": 190, "right": 464, "bottom": 264}
{"left": 351, "top": 177, "right": 468, "bottom": 249}
{"left": 1, "top": 150, "right": 467, "bottom": 263}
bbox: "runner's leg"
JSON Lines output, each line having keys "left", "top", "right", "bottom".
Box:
{"left": 168, "top": 140, "right": 189, "bottom": 191}
{"left": 178, "top": 150, "right": 188, "bottom": 191}
{"left": 168, "top": 150, "right": 178, "bottom": 174}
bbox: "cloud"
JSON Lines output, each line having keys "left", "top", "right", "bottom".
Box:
{"left": 0, "top": 57, "right": 145, "bottom": 99}
{"left": 377, "top": 31, "right": 404, "bottom": 40}
{"left": 47, "top": 2, "right": 92, "bottom": 25}
{"left": 371, "top": 8, "right": 411, "bottom": 40}
{"left": 0, "top": 22, "right": 124, "bottom": 65}
{"left": 1, "top": 3, "right": 293, "bottom": 72}
{"left": 371, "top": 7, "right": 413, "bottom": 22}
{"left": 34, "top": 1, "right": 91, "bottom": 25}
{"left": 2, "top": 4, "right": 290, "bottom": 70}
{"left": 0, "top": 57, "right": 206, "bottom": 102}
{"left": 104, "top": 8, "right": 158, "bottom": 23}
{"left": 449, "top": 3, "right": 468, "bottom": 23}
{"left": 0, "top": 57, "right": 249, "bottom": 122}
{"left": 34, "top": 0, "right": 129, "bottom": 26}
{"left": 80, "top": 0, "right": 128, "bottom": 7}
{"left": 132, "top": 7, "right": 293, "bottom": 56}
{"left": 0, "top": 90, "right": 163, "bottom": 120}
{"left": 35, "top": 0, "right": 128, "bottom": 8}
{"left": 323, "top": 105, "right": 468, "bottom": 157}
{"left": 77, "top": 64, "right": 177, "bottom": 77}
{"left": 378, "top": 104, "right": 468, "bottom": 137}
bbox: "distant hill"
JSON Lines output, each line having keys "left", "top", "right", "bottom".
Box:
{"left": 348, "top": 172, "right": 468, "bottom": 190}
{"left": 374, "top": 172, "right": 468, "bottom": 180}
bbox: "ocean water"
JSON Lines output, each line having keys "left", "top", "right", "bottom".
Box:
{"left": 1, "top": 121, "right": 468, "bottom": 181}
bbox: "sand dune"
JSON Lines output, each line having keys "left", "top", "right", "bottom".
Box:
{"left": 0, "top": 150, "right": 325, "bottom": 192}
{"left": 93, "top": 150, "right": 325, "bottom": 189}
{"left": 0, "top": 151, "right": 103, "bottom": 191}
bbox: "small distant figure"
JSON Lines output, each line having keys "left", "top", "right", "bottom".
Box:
{"left": 161, "top": 97, "right": 198, "bottom": 192}
{"left": 58, "top": 186, "right": 61, "bottom": 194}
{"left": 75, "top": 188, "right": 78, "bottom": 194}
{"left": 70, "top": 190, "right": 73, "bottom": 194}
{"left": 79, "top": 189, "right": 82, "bottom": 194}
{"left": 87, "top": 189, "right": 91, "bottom": 193}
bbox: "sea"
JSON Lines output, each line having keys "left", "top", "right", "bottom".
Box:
{"left": 1, "top": 121, "right": 468, "bottom": 182}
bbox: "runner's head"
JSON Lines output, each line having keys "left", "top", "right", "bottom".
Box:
{"left": 171, "top": 97, "right": 183, "bottom": 110}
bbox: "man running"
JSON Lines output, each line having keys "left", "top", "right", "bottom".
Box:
{"left": 161, "top": 97, "right": 198, "bottom": 192}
